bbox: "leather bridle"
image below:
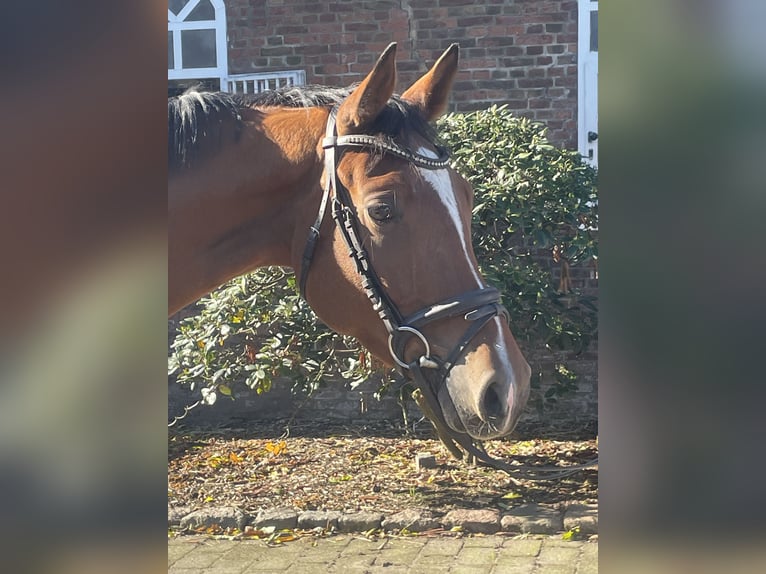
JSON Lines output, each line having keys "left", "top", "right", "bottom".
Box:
{"left": 298, "top": 105, "right": 597, "bottom": 480}
{"left": 299, "top": 106, "right": 507, "bottom": 392}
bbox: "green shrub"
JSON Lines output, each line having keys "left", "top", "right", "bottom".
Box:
{"left": 169, "top": 106, "right": 597, "bottom": 414}
{"left": 168, "top": 269, "right": 369, "bottom": 408}
{"left": 438, "top": 107, "right": 598, "bottom": 351}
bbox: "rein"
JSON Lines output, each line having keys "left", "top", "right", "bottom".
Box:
{"left": 298, "top": 105, "right": 597, "bottom": 481}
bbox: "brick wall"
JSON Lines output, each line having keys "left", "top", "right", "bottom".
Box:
{"left": 168, "top": 367, "right": 597, "bottom": 434}
{"left": 225, "top": 0, "right": 579, "bottom": 149}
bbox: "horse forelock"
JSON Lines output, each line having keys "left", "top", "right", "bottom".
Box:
{"left": 167, "top": 85, "right": 443, "bottom": 172}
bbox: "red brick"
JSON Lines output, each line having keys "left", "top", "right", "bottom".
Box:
{"left": 556, "top": 34, "right": 578, "bottom": 43}
{"left": 518, "top": 78, "right": 554, "bottom": 88}
{"left": 467, "top": 26, "right": 489, "bottom": 38}
{"left": 458, "top": 15, "right": 494, "bottom": 27}
{"left": 516, "top": 33, "right": 555, "bottom": 45}
{"left": 344, "top": 22, "right": 378, "bottom": 32}
{"left": 554, "top": 76, "right": 577, "bottom": 88}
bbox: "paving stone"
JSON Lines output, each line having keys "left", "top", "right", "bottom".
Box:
{"left": 215, "top": 541, "right": 282, "bottom": 568}
{"left": 500, "top": 538, "right": 543, "bottom": 556}
{"left": 371, "top": 542, "right": 425, "bottom": 566}
{"left": 490, "top": 561, "right": 535, "bottom": 574}
{"left": 168, "top": 540, "right": 196, "bottom": 564}
{"left": 207, "top": 553, "right": 258, "bottom": 572}
{"left": 441, "top": 509, "right": 500, "bottom": 534}
{"left": 536, "top": 543, "right": 581, "bottom": 565}
{"left": 168, "top": 505, "right": 193, "bottom": 527}
{"left": 299, "top": 547, "right": 347, "bottom": 564}
{"left": 462, "top": 536, "right": 503, "bottom": 548}
{"left": 412, "top": 553, "right": 456, "bottom": 568}
{"left": 334, "top": 551, "right": 376, "bottom": 569}
{"left": 577, "top": 542, "right": 599, "bottom": 574}
{"left": 544, "top": 539, "right": 585, "bottom": 548}
{"left": 251, "top": 507, "right": 298, "bottom": 530}
{"left": 285, "top": 566, "right": 325, "bottom": 574}
{"left": 223, "top": 551, "right": 291, "bottom": 572}
{"left": 169, "top": 547, "right": 224, "bottom": 569}
{"left": 563, "top": 503, "right": 598, "bottom": 535}
{"left": 529, "top": 565, "right": 575, "bottom": 574}
{"left": 449, "top": 566, "right": 493, "bottom": 574}
{"left": 381, "top": 508, "right": 440, "bottom": 532}
{"left": 501, "top": 504, "right": 564, "bottom": 534}
{"left": 297, "top": 510, "right": 342, "bottom": 530}
{"left": 191, "top": 567, "right": 246, "bottom": 574}
{"left": 456, "top": 546, "right": 497, "bottom": 564}
{"left": 338, "top": 510, "right": 383, "bottom": 532}
{"left": 179, "top": 506, "right": 248, "bottom": 531}
{"left": 418, "top": 537, "right": 465, "bottom": 556}
{"left": 340, "top": 537, "right": 383, "bottom": 557}
{"left": 364, "top": 566, "right": 409, "bottom": 574}
{"left": 168, "top": 535, "right": 598, "bottom": 574}
{"left": 297, "top": 536, "right": 349, "bottom": 563}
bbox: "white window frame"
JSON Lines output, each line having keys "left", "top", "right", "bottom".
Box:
{"left": 577, "top": 0, "right": 598, "bottom": 167}
{"left": 168, "top": 0, "right": 228, "bottom": 90}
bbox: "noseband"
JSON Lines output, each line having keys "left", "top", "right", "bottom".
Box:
{"left": 297, "top": 105, "right": 597, "bottom": 480}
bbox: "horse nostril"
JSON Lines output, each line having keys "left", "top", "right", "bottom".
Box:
{"left": 481, "top": 382, "right": 508, "bottom": 422}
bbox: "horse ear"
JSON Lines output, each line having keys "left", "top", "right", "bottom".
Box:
{"left": 336, "top": 43, "right": 398, "bottom": 134}
{"left": 401, "top": 44, "right": 459, "bottom": 121}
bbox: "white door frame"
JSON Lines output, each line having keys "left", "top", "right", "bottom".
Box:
{"left": 577, "top": 0, "right": 598, "bottom": 166}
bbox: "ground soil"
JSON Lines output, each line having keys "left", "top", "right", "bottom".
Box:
{"left": 168, "top": 419, "right": 597, "bottom": 517}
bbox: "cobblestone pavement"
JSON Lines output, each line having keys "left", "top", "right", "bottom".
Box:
{"left": 168, "top": 534, "right": 597, "bottom": 573}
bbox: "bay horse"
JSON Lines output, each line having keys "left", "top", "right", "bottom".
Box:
{"left": 168, "top": 43, "right": 531, "bottom": 442}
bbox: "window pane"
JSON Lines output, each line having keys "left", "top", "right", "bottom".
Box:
{"left": 181, "top": 29, "right": 217, "bottom": 68}
{"left": 168, "top": 32, "right": 174, "bottom": 69}
{"left": 590, "top": 10, "right": 598, "bottom": 52}
{"left": 187, "top": 0, "right": 215, "bottom": 21}
{"left": 168, "top": 0, "right": 190, "bottom": 17}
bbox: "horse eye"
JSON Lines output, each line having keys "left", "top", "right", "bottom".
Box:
{"left": 368, "top": 203, "right": 393, "bottom": 222}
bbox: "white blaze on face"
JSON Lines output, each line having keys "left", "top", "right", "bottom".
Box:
{"left": 417, "top": 146, "right": 517, "bottom": 398}
{"left": 416, "top": 147, "right": 482, "bottom": 287}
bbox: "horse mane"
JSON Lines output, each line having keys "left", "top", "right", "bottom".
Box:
{"left": 168, "top": 85, "right": 441, "bottom": 171}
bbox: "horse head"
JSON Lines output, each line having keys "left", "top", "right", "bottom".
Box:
{"left": 299, "top": 44, "right": 531, "bottom": 440}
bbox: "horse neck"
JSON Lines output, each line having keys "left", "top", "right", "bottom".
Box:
{"left": 168, "top": 106, "right": 327, "bottom": 314}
